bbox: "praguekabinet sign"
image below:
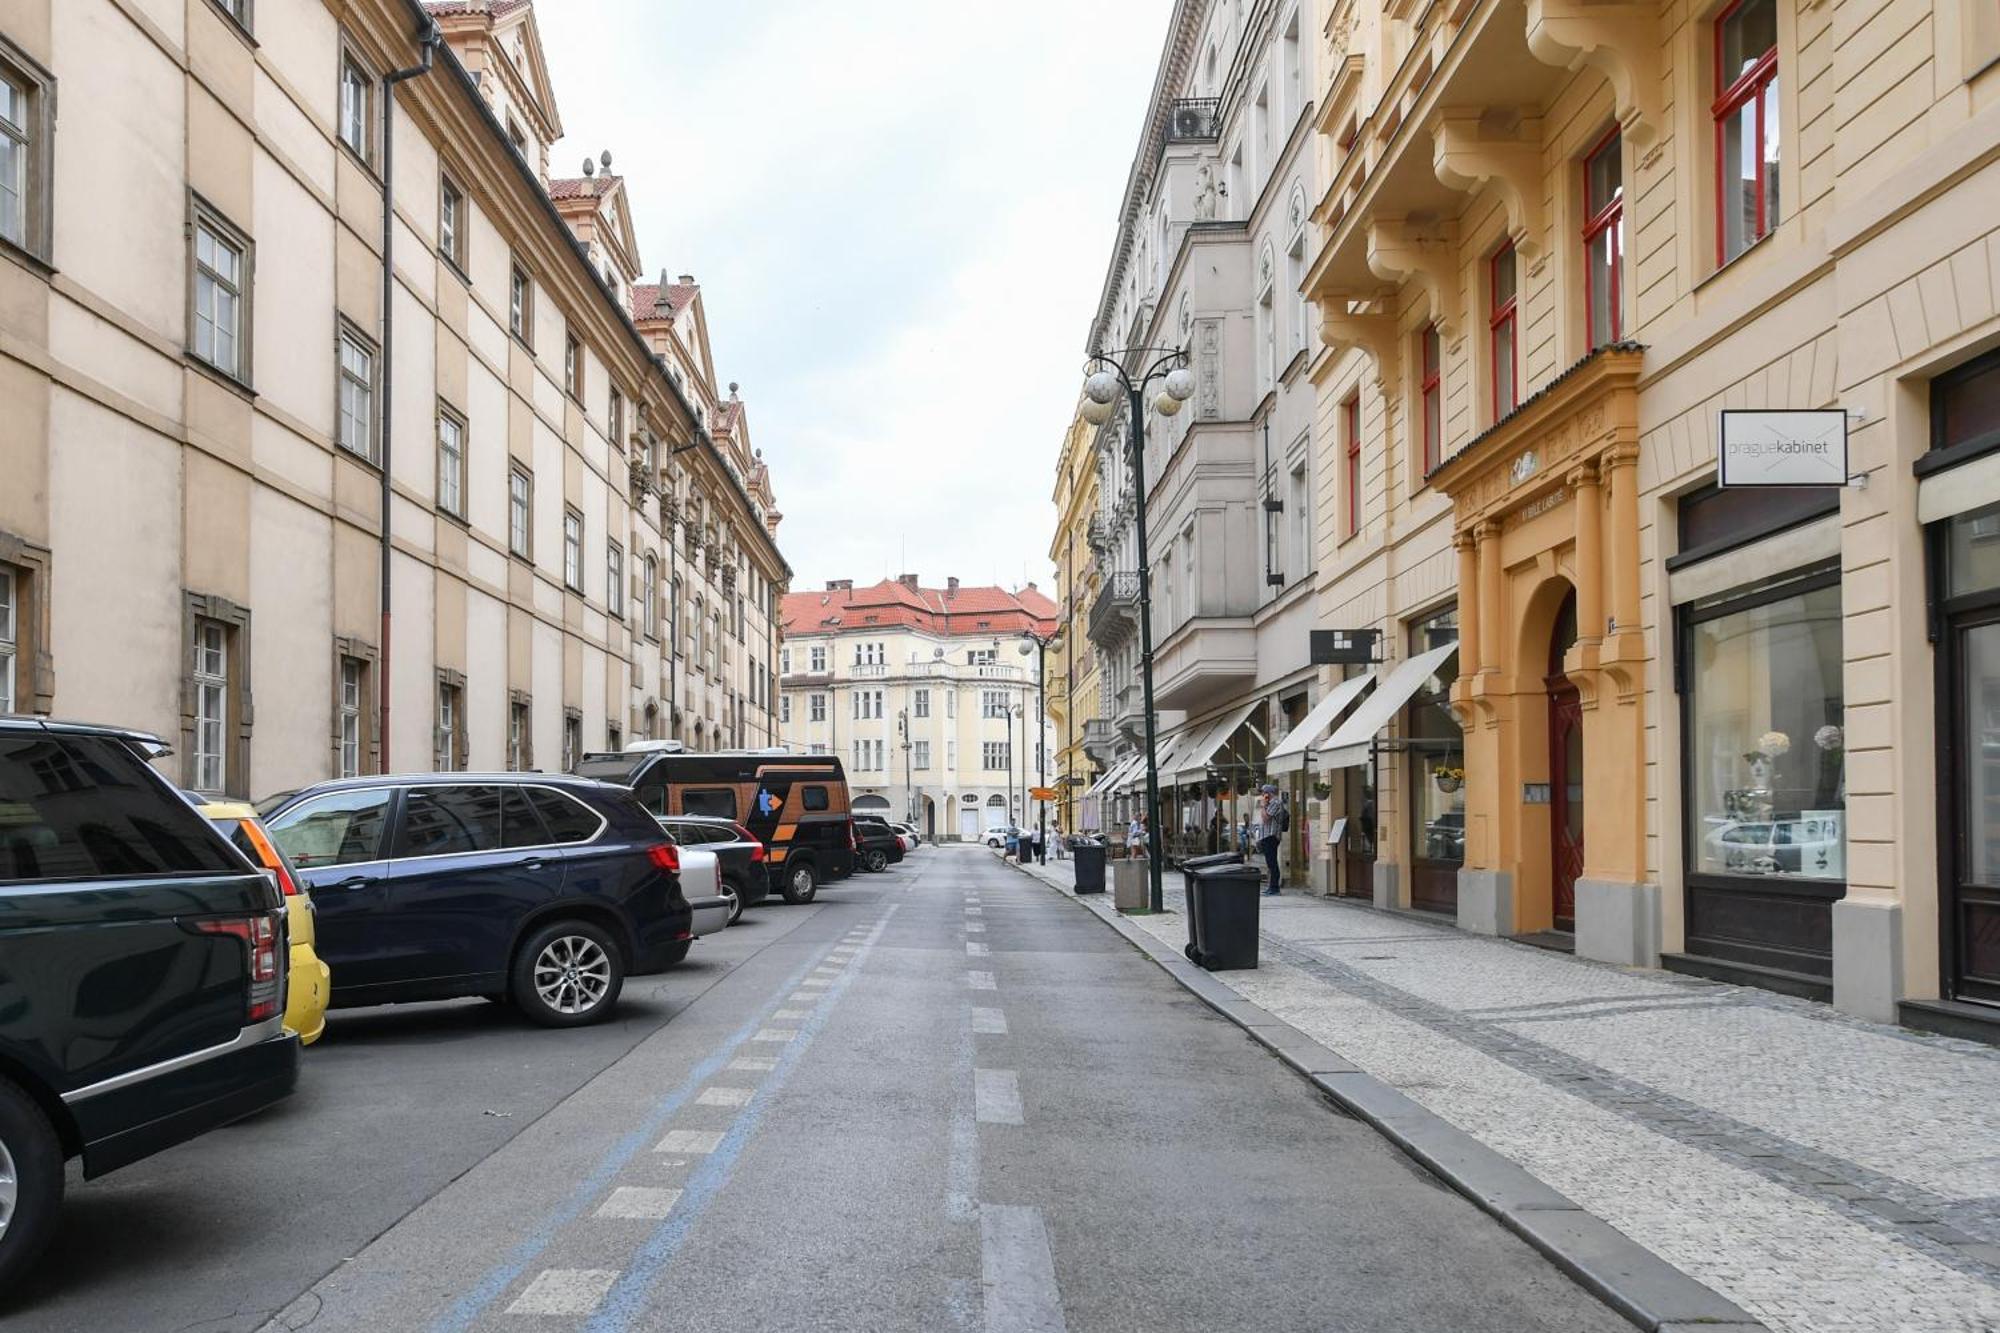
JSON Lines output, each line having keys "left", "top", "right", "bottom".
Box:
{"left": 1718, "top": 409, "right": 1849, "bottom": 487}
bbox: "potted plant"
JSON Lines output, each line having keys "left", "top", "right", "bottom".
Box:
{"left": 1433, "top": 765, "right": 1465, "bottom": 795}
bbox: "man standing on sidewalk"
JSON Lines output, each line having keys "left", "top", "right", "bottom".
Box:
{"left": 1256, "top": 783, "right": 1284, "bottom": 895}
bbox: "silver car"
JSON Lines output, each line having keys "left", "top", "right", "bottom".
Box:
{"left": 676, "top": 845, "right": 733, "bottom": 939}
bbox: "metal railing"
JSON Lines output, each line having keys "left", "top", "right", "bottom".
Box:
{"left": 1165, "top": 98, "right": 1221, "bottom": 144}
{"left": 1088, "top": 572, "right": 1142, "bottom": 644}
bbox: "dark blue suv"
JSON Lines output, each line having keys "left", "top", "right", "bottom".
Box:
{"left": 259, "top": 774, "right": 692, "bottom": 1028}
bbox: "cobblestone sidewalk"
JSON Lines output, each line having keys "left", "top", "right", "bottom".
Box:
{"left": 1006, "top": 853, "right": 2000, "bottom": 1333}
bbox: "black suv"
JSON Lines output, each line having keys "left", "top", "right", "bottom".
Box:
{"left": 852, "top": 815, "right": 905, "bottom": 873}
{"left": 259, "top": 774, "right": 692, "bottom": 1027}
{"left": 0, "top": 719, "right": 300, "bottom": 1292}
{"left": 657, "top": 816, "right": 769, "bottom": 924}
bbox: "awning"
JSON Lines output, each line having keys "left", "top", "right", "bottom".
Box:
{"left": 1172, "top": 700, "right": 1261, "bottom": 783}
{"left": 1087, "top": 753, "right": 1140, "bottom": 797}
{"left": 1318, "top": 641, "right": 1459, "bottom": 770}
{"left": 1267, "top": 673, "right": 1376, "bottom": 775}
{"left": 1115, "top": 735, "right": 1179, "bottom": 793}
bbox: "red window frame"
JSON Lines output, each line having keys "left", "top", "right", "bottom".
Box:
{"left": 1420, "top": 323, "right": 1442, "bottom": 475}
{"left": 1582, "top": 128, "right": 1623, "bottom": 347}
{"left": 1489, "top": 243, "right": 1518, "bottom": 419}
{"left": 1343, "top": 393, "right": 1361, "bottom": 536}
{"left": 1712, "top": 0, "right": 1778, "bottom": 265}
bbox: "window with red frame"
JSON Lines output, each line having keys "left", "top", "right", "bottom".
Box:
{"left": 1420, "top": 324, "right": 1442, "bottom": 474}
{"left": 1714, "top": 0, "right": 1779, "bottom": 265}
{"left": 1490, "top": 244, "right": 1518, "bottom": 418}
{"left": 1343, "top": 394, "right": 1361, "bottom": 535}
{"left": 1583, "top": 131, "right": 1623, "bottom": 347}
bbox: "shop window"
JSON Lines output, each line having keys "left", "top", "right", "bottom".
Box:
{"left": 1407, "top": 605, "right": 1464, "bottom": 914}
{"left": 1683, "top": 569, "right": 1844, "bottom": 885}
{"left": 1583, "top": 130, "right": 1624, "bottom": 346}
{"left": 1926, "top": 347, "right": 2000, "bottom": 473}
{"left": 1714, "top": 0, "right": 1780, "bottom": 266}
{"left": 1672, "top": 480, "right": 1837, "bottom": 567}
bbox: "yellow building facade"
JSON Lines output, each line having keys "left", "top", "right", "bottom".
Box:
{"left": 1049, "top": 407, "right": 1103, "bottom": 834}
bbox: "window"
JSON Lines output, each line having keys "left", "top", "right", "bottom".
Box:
{"left": 642, "top": 555, "right": 659, "bottom": 638}
{"left": 1409, "top": 606, "right": 1465, "bottom": 879}
{"left": 801, "top": 785, "right": 830, "bottom": 811}
{"left": 607, "top": 543, "right": 624, "bottom": 619}
{"left": 267, "top": 788, "right": 392, "bottom": 870}
{"left": 565, "top": 333, "right": 582, "bottom": 397}
{"left": 809, "top": 693, "right": 826, "bottom": 722}
{"left": 209, "top": 0, "right": 251, "bottom": 26}
{"left": 781, "top": 647, "right": 792, "bottom": 674}
{"left": 192, "top": 619, "right": 228, "bottom": 792}
{"left": 982, "top": 690, "right": 1008, "bottom": 719}
{"left": 914, "top": 688, "right": 930, "bottom": 719}
{"left": 810, "top": 646, "right": 827, "bottom": 673}
{"left": 507, "top": 117, "right": 528, "bottom": 158}
{"left": 563, "top": 508, "right": 583, "bottom": 591}
{"left": 0, "top": 567, "right": 12, "bottom": 713}
{"left": 337, "top": 656, "right": 365, "bottom": 778}
{"left": 852, "top": 688, "right": 884, "bottom": 720}
{"left": 436, "top": 405, "right": 465, "bottom": 517}
{"left": 435, "top": 674, "right": 464, "bottom": 770}
{"left": 1257, "top": 254, "right": 1277, "bottom": 391}
{"left": 1584, "top": 130, "right": 1624, "bottom": 346}
{"left": 1289, "top": 461, "right": 1310, "bottom": 579}
{"left": 670, "top": 577, "right": 683, "bottom": 653}
{"left": 606, "top": 722, "right": 622, "bottom": 752}
{"left": 1343, "top": 394, "right": 1362, "bottom": 537}
{"left": 914, "top": 739, "right": 931, "bottom": 770}
{"left": 609, "top": 388, "right": 625, "bottom": 450}
{"left": 508, "top": 696, "right": 531, "bottom": 771}
{"left": 191, "top": 204, "right": 249, "bottom": 382}
{"left": 1715, "top": 0, "right": 1779, "bottom": 265}
{"left": 394, "top": 786, "right": 543, "bottom": 858}
{"left": 947, "top": 740, "right": 957, "bottom": 769}
{"left": 439, "top": 174, "right": 465, "bottom": 271}
{"left": 693, "top": 599, "right": 706, "bottom": 666}
{"left": 969, "top": 648, "right": 996, "bottom": 666}
{"left": 508, "top": 467, "right": 532, "bottom": 558}
{"left": 510, "top": 263, "right": 533, "bottom": 342}
{"left": 982, "top": 741, "right": 1011, "bottom": 771}
{"left": 1420, "top": 324, "right": 1442, "bottom": 474}
{"left": 781, "top": 694, "right": 793, "bottom": 724}
{"left": 337, "top": 323, "right": 377, "bottom": 461}
{"left": 1931, "top": 348, "right": 2000, "bottom": 468}
{"left": 1490, "top": 244, "right": 1518, "bottom": 418}
{"left": 708, "top": 612, "right": 721, "bottom": 676}
{"left": 684, "top": 788, "right": 737, "bottom": 819}
{"left": 947, "top": 690, "right": 957, "bottom": 719}
{"left": 562, "top": 710, "right": 582, "bottom": 773}
{"left": 338, "top": 52, "right": 373, "bottom": 163}
{"left": 0, "top": 43, "right": 51, "bottom": 260}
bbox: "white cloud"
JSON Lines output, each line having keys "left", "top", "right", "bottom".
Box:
{"left": 537, "top": 0, "right": 1164, "bottom": 590}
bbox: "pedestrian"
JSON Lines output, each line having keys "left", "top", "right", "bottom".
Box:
{"left": 1032, "top": 822, "right": 1046, "bottom": 864}
{"left": 1237, "top": 814, "right": 1251, "bottom": 855}
{"left": 1256, "top": 783, "right": 1285, "bottom": 896}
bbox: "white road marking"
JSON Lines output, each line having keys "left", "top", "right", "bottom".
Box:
{"left": 772, "top": 1007, "right": 812, "bottom": 1019}
{"left": 966, "top": 922, "right": 987, "bottom": 933}
{"left": 596, "top": 1186, "right": 683, "bottom": 1220}
{"left": 965, "top": 907, "right": 984, "bottom": 916}
{"left": 980, "top": 1204, "right": 1068, "bottom": 1333}
{"left": 788, "top": 990, "right": 822, "bottom": 1003}
{"left": 971, "top": 1007, "right": 1008, "bottom": 1035}
{"left": 752, "top": 1027, "right": 798, "bottom": 1042}
{"left": 967, "top": 941, "right": 990, "bottom": 956}
{"left": 506, "top": 1268, "right": 618, "bottom": 1316}
{"left": 696, "top": 1086, "right": 753, "bottom": 1108}
{"left": 654, "top": 1129, "right": 722, "bottom": 1154}
{"left": 966, "top": 970, "right": 997, "bottom": 990}
{"left": 974, "top": 1069, "right": 1024, "bottom": 1126}
{"left": 729, "top": 1056, "right": 777, "bottom": 1072}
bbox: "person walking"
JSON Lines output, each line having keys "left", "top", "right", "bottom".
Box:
{"left": 1031, "top": 822, "right": 1046, "bottom": 865}
{"left": 1255, "top": 783, "right": 1285, "bottom": 896}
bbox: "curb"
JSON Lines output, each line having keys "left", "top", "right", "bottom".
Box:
{"left": 996, "top": 852, "right": 1769, "bottom": 1333}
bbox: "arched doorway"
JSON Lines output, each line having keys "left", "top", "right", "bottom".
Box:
{"left": 854, "top": 794, "right": 891, "bottom": 815}
{"left": 1545, "top": 590, "right": 1582, "bottom": 931}
{"left": 922, "top": 795, "right": 937, "bottom": 839}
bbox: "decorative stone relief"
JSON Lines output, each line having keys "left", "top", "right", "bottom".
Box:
{"left": 1196, "top": 319, "right": 1222, "bottom": 421}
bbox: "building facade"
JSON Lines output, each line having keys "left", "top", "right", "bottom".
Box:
{"left": 0, "top": 0, "right": 787, "bottom": 798}
{"left": 778, "top": 579, "right": 1058, "bottom": 841}
{"left": 1049, "top": 406, "right": 1103, "bottom": 833}
{"left": 1276, "top": 0, "right": 2000, "bottom": 1030}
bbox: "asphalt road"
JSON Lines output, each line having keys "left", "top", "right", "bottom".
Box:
{"left": 16, "top": 846, "right": 1626, "bottom": 1332}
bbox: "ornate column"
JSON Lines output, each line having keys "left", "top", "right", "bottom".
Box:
{"left": 1571, "top": 462, "right": 1604, "bottom": 646}
{"left": 1455, "top": 529, "right": 1481, "bottom": 678}
{"left": 1604, "top": 445, "right": 1641, "bottom": 639}
{"left": 1476, "top": 520, "right": 1503, "bottom": 678}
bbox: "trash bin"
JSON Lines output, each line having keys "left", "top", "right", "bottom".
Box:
{"left": 1071, "top": 839, "right": 1106, "bottom": 894}
{"left": 1188, "top": 863, "right": 1262, "bottom": 971}
{"left": 1178, "top": 852, "right": 1244, "bottom": 958}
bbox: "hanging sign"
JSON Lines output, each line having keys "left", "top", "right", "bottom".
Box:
{"left": 1030, "top": 787, "right": 1059, "bottom": 801}
{"left": 1718, "top": 410, "right": 1849, "bottom": 487}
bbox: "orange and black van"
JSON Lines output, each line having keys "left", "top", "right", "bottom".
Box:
{"left": 574, "top": 744, "right": 855, "bottom": 904}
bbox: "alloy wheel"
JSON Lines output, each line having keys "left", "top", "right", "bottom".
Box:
{"left": 532, "top": 934, "right": 613, "bottom": 1015}
{"left": 0, "top": 1130, "right": 15, "bottom": 1245}
{"left": 792, "top": 866, "right": 813, "bottom": 894}
{"left": 720, "top": 880, "right": 743, "bottom": 925}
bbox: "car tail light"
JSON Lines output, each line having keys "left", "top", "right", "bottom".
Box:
{"left": 648, "top": 842, "right": 681, "bottom": 874}
{"left": 196, "top": 913, "right": 283, "bottom": 1023}
{"left": 238, "top": 819, "right": 301, "bottom": 896}
{"left": 748, "top": 843, "right": 766, "bottom": 862}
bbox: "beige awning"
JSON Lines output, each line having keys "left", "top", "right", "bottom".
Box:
{"left": 1087, "top": 753, "right": 1141, "bottom": 797}
{"left": 1318, "top": 642, "right": 1459, "bottom": 770}
{"left": 1170, "top": 701, "right": 1262, "bottom": 784}
{"left": 1267, "top": 674, "right": 1376, "bottom": 775}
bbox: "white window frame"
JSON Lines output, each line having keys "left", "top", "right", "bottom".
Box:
{"left": 435, "top": 682, "right": 460, "bottom": 770}
{"left": 337, "top": 657, "right": 363, "bottom": 778}
{"left": 914, "top": 739, "right": 930, "bottom": 770}
{"left": 809, "top": 645, "right": 827, "bottom": 672}
{"left": 607, "top": 542, "right": 624, "bottom": 620}
{"left": 338, "top": 50, "right": 373, "bottom": 164}
{"left": 508, "top": 467, "right": 532, "bottom": 558}
{"left": 563, "top": 508, "right": 583, "bottom": 591}
{"left": 191, "top": 203, "right": 249, "bottom": 382}
{"left": 914, "top": 688, "right": 930, "bottom": 718}
{"left": 436, "top": 404, "right": 465, "bottom": 517}
{"left": 0, "top": 567, "right": 15, "bottom": 714}
{"left": 982, "top": 690, "right": 1007, "bottom": 719}
{"left": 438, "top": 173, "right": 464, "bottom": 271}
{"left": 337, "top": 323, "right": 377, "bottom": 461}
{"left": 643, "top": 555, "right": 660, "bottom": 638}
{"left": 193, "top": 619, "right": 228, "bottom": 792}
{"left": 809, "top": 693, "right": 826, "bottom": 723}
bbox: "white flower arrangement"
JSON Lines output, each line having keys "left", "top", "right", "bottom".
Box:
{"left": 1756, "top": 730, "right": 1791, "bottom": 759}
{"left": 1814, "top": 725, "right": 1844, "bottom": 751}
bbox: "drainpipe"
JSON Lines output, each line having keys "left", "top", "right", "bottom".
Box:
{"left": 378, "top": 19, "right": 441, "bottom": 772}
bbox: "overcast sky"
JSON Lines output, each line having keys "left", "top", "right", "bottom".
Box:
{"left": 536, "top": 2, "right": 1165, "bottom": 595}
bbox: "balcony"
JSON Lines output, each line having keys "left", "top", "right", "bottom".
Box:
{"left": 1164, "top": 97, "right": 1220, "bottom": 146}
{"left": 852, "top": 663, "right": 888, "bottom": 678}
{"left": 1082, "top": 718, "right": 1116, "bottom": 762}
{"left": 1089, "top": 572, "right": 1141, "bottom": 647}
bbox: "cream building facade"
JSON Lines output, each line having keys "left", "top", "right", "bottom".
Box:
{"left": 0, "top": 0, "right": 787, "bottom": 799}
{"left": 779, "top": 579, "right": 1058, "bottom": 841}
{"left": 1049, "top": 406, "right": 1102, "bottom": 834}
{"left": 1274, "top": 0, "right": 2000, "bottom": 1032}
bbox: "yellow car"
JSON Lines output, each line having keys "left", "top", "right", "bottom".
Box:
{"left": 197, "top": 799, "right": 332, "bottom": 1046}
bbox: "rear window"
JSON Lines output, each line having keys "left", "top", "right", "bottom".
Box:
{"left": 528, "top": 788, "right": 602, "bottom": 844}
{"left": 801, "top": 785, "right": 829, "bottom": 812}
{"left": 394, "top": 786, "right": 549, "bottom": 857}
{"left": 0, "top": 733, "right": 245, "bottom": 882}
{"left": 683, "top": 788, "right": 736, "bottom": 820}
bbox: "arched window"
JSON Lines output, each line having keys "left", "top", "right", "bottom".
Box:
{"left": 642, "top": 555, "right": 659, "bottom": 639}
{"left": 692, "top": 596, "right": 705, "bottom": 665}
{"left": 670, "top": 577, "right": 683, "bottom": 655}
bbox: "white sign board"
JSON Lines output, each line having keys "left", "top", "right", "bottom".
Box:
{"left": 1718, "top": 410, "right": 1848, "bottom": 487}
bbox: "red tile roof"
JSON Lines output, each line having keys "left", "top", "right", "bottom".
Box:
{"left": 630, "top": 282, "right": 698, "bottom": 320}
{"left": 783, "top": 580, "right": 1059, "bottom": 638}
{"left": 547, "top": 175, "right": 617, "bottom": 200}
{"left": 422, "top": 0, "right": 532, "bottom": 16}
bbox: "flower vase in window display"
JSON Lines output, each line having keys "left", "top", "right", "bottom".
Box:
{"left": 1708, "top": 729, "right": 1842, "bottom": 877}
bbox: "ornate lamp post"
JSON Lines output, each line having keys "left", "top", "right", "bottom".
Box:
{"left": 1079, "top": 349, "right": 1195, "bottom": 911}
{"left": 1018, "top": 627, "right": 1064, "bottom": 856}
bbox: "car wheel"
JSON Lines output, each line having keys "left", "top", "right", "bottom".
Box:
{"left": 720, "top": 878, "right": 744, "bottom": 926}
{"left": 864, "top": 849, "right": 888, "bottom": 873}
{"left": 511, "top": 921, "right": 625, "bottom": 1028}
{"left": 0, "top": 1077, "right": 62, "bottom": 1296}
{"left": 782, "top": 860, "right": 818, "bottom": 904}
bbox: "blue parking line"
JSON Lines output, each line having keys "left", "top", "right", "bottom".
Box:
{"left": 428, "top": 946, "right": 832, "bottom": 1333}
{"left": 581, "top": 911, "right": 891, "bottom": 1332}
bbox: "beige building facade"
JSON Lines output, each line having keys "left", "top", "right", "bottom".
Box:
{"left": 0, "top": 0, "right": 787, "bottom": 798}
{"left": 1049, "top": 407, "right": 1102, "bottom": 834}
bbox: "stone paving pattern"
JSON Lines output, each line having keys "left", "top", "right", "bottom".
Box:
{"left": 1012, "top": 853, "right": 2000, "bottom": 1333}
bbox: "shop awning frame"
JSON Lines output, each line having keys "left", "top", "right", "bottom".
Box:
{"left": 1318, "top": 641, "right": 1459, "bottom": 771}
{"left": 1171, "top": 700, "right": 1262, "bottom": 784}
{"left": 1266, "top": 673, "right": 1376, "bottom": 775}
{"left": 1087, "top": 753, "right": 1140, "bottom": 797}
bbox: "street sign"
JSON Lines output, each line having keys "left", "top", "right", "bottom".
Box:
{"left": 1718, "top": 409, "right": 1848, "bottom": 487}
{"left": 1030, "top": 787, "right": 1059, "bottom": 801}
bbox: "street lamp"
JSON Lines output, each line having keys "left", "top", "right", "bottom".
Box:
{"left": 898, "top": 708, "right": 912, "bottom": 827}
{"left": 1018, "top": 627, "right": 1064, "bottom": 858}
{"left": 1081, "top": 348, "right": 1195, "bottom": 911}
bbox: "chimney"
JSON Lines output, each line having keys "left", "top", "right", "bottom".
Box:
{"left": 828, "top": 578, "right": 852, "bottom": 591}
{"left": 898, "top": 573, "right": 920, "bottom": 591}
{"left": 946, "top": 577, "right": 960, "bottom": 599}
{"left": 677, "top": 273, "right": 695, "bottom": 285}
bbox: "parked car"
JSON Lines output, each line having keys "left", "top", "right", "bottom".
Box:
{"left": 194, "top": 798, "right": 332, "bottom": 1047}
{"left": 895, "top": 823, "right": 925, "bottom": 847}
{"left": 677, "top": 842, "right": 732, "bottom": 940}
{"left": 984, "top": 825, "right": 1023, "bottom": 849}
{"left": 657, "top": 816, "right": 769, "bottom": 924}
{"left": 258, "top": 774, "right": 692, "bottom": 1028}
{"left": 852, "top": 815, "right": 905, "bottom": 872}
{"left": 0, "top": 719, "right": 300, "bottom": 1293}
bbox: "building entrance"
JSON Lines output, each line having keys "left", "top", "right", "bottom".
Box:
{"left": 1546, "top": 591, "right": 1582, "bottom": 932}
